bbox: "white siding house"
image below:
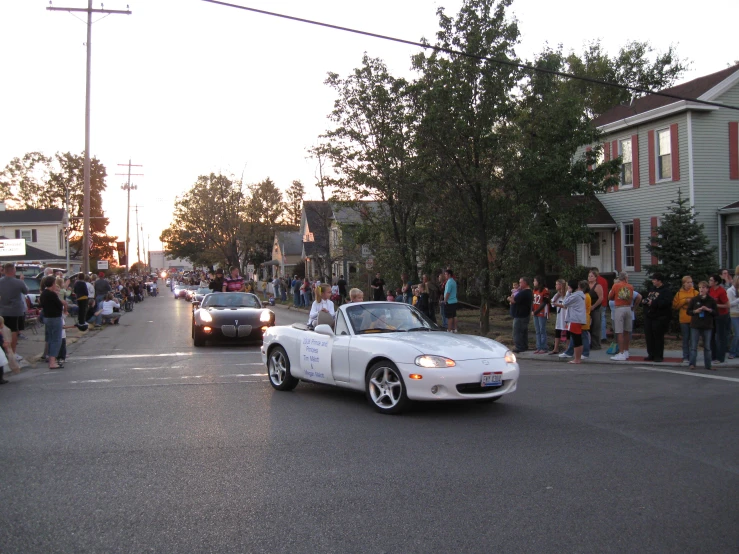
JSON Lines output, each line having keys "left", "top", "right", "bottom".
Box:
{"left": 0, "top": 205, "right": 69, "bottom": 265}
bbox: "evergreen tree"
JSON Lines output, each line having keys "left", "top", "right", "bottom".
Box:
{"left": 644, "top": 189, "right": 716, "bottom": 291}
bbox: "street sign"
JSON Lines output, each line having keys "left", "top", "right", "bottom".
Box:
{"left": 97, "top": 260, "right": 109, "bottom": 270}
{"left": 361, "top": 244, "right": 371, "bottom": 258}
{"left": 0, "top": 239, "right": 26, "bottom": 256}
{"left": 366, "top": 257, "right": 374, "bottom": 270}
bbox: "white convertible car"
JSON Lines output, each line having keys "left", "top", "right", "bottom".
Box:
{"left": 262, "top": 302, "right": 519, "bottom": 414}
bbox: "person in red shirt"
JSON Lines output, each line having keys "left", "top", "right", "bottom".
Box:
{"left": 708, "top": 274, "right": 730, "bottom": 364}
{"left": 532, "top": 276, "right": 550, "bottom": 353}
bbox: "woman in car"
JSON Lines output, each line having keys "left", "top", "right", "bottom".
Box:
{"left": 307, "top": 285, "right": 335, "bottom": 327}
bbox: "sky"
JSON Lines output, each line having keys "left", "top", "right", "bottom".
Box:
{"left": 1, "top": 0, "right": 737, "bottom": 264}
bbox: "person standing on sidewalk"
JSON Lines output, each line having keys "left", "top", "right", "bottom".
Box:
{"left": 511, "top": 277, "right": 533, "bottom": 352}
{"left": 532, "top": 276, "right": 550, "bottom": 354}
{"left": 642, "top": 273, "right": 673, "bottom": 362}
{"left": 594, "top": 268, "right": 610, "bottom": 344}
{"left": 563, "top": 280, "right": 587, "bottom": 364}
{"left": 728, "top": 275, "right": 739, "bottom": 359}
{"left": 424, "top": 274, "right": 439, "bottom": 324}
{"left": 39, "top": 276, "right": 64, "bottom": 370}
{"left": 0, "top": 264, "right": 29, "bottom": 358}
{"left": 672, "top": 276, "right": 698, "bottom": 364}
{"left": 609, "top": 272, "right": 640, "bottom": 361}
{"left": 549, "top": 279, "right": 567, "bottom": 355}
{"left": 94, "top": 274, "right": 112, "bottom": 309}
{"left": 708, "top": 274, "right": 730, "bottom": 365}
{"left": 587, "top": 270, "right": 604, "bottom": 349}
{"left": 687, "top": 281, "right": 718, "bottom": 370}
{"left": 443, "top": 268, "right": 459, "bottom": 333}
{"left": 73, "top": 273, "right": 90, "bottom": 328}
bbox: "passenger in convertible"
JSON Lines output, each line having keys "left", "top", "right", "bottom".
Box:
{"left": 308, "top": 285, "right": 335, "bottom": 327}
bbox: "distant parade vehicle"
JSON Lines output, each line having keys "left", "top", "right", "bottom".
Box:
{"left": 192, "top": 292, "right": 275, "bottom": 347}
{"left": 262, "top": 302, "right": 520, "bottom": 414}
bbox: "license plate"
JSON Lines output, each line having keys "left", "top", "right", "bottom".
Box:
{"left": 481, "top": 372, "right": 502, "bottom": 387}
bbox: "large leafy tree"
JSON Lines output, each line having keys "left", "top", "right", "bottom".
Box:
{"left": 565, "top": 39, "right": 689, "bottom": 119}
{"left": 160, "top": 173, "right": 246, "bottom": 268}
{"left": 412, "top": 0, "right": 522, "bottom": 333}
{"left": 242, "top": 178, "right": 285, "bottom": 266}
{"left": 321, "top": 54, "right": 424, "bottom": 276}
{"left": 644, "top": 189, "right": 716, "bottom": 292}
{"left": 0, "top": 151, "right": 116, "bottom": 262}
{"left": 284, "top": 180, "right": 305, "bottom": 228}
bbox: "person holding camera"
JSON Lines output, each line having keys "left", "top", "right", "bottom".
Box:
{"left": 642, "top": 273, "right": 673, "bottom": 362}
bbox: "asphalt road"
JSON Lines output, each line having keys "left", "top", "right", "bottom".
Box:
{"left": 0, "top": 292, "right": 737, "bottom": 553}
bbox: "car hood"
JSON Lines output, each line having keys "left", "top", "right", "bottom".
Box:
{"left": 372, "top": 332, "right": 510, "bottom": 360}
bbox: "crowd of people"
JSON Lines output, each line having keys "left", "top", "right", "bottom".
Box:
{"left": 0, "top": 264, "right": 158, "bottom": 377}
{"left": 507, "top": 266, "right": 739, "bottom": 370}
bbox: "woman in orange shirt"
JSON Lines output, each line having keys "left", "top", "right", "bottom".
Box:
{"left": 672, "top": 276, "right": 698, "bottom": 364}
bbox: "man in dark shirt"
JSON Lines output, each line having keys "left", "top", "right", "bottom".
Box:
{"left": 337, "top": 275, "right": 347, "bottom": 305}
{"left": 371, "top": 272, "right": 385, "bottom": 301}
{"left": 511, "top": 276, "right": 533, "bottom": 353}
{"left": 642, "top": 272, "right": 673, "bottom": 362}
{"left": 209, "top": 269, "right": 225, "bottom": 292}
{"left": 73, "top": 273, "right": 89, "bottom": 327}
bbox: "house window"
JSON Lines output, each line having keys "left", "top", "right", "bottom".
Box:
{"left": 331, "top": 228, "right": 339, "bottom": 248}
{"left": 59, "top": 229, "right": 64, "bottom": 250}
{"left": 623, "top": 222, "right": 635, "bottom": 269}
{"left": 620, "top": 138, "right": 633, "bottom": 186}
{"left": 589, "top": 236, "right": 600, "bottom": 256}
{"left": 656, "top": 129, "right": 671, "bottom": 180}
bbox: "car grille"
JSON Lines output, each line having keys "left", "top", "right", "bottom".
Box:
{"left": 237, "top": 325, "right": 253, "bottom": 337}
{"left": 456, "top": 381, "right": 505, "bottom": 394}
{"left": 221, "top": 325, "right": 236, "bottom": 337}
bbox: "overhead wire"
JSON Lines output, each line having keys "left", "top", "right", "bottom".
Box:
{"left": 201, "top": 0, "right": 739, "bottom": 113}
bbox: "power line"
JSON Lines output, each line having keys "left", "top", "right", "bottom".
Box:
{"left": 201, "top": 0, "right": 739, "bottom": 113}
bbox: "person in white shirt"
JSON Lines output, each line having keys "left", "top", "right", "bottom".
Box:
{"left": 100, "top": 292, "right": 122, "bottom": 324}
{"left": 308, "top": 285, "right": 335, "bottom": 327}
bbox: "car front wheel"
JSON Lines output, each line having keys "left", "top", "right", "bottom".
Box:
{"left": 365, "top": 361, "right": 409, "bottom": 414}
{"left": 268, "top": 346, "right": 299, "bottom": 391}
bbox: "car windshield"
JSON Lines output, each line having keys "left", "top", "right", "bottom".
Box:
{"left": 23, "top": 277, "right": 41, "bottom": 293}
{"left": 202, "top": 292, "right": 262, "bottom": 308}
{"left": 345, "top": 303, "right": 439, "bottom": 334}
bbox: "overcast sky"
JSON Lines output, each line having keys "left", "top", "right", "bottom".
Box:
{"left": 1, "top": 0, "right": 737, "bottom": 263}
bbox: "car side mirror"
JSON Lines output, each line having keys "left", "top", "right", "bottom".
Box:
{"left": 314, "top": 324, "right": 334, "bottom": 337}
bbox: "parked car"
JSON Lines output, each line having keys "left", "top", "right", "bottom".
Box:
{"left": 192, "top": 292, "right": 275, "bottom": 346}
{"left": 24, "top": 277, "right": 42, "bottom": 306}
{"left": 262, "top": 302, "right": 520, "bottom": 414}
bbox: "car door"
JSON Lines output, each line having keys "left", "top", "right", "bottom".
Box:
{"left": 331, "top": 311, "right": 352, "bottom": 383}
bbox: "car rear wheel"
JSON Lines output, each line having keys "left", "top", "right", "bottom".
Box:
{"left": 268, "top": 346, "right": 299, "bottom": 391}
{"left": 365, "top": 361, "right": 409, "bottom": 414}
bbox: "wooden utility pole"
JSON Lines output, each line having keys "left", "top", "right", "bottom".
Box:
{"left": 47, "top": 1, "right": 131, "bottom": 273}
{"left": 116, "top": 160, "right": 143, "bottom": 272}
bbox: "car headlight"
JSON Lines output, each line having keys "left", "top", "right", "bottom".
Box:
{"left": 415, "top": 355, "right": 456, "bottom": 368}
{"left": 260, "top": 310, "right": 272, "bottom": 323}
{"left": 504, "top": 350, "right": 516, "bottom": 364}
{"left": 200, "top": 311, "right": 213, "bottom": 323}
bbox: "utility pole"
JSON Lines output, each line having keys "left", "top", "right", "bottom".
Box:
{"left": 133, "top": 204, "right": 144, "bottom": 271}
{"left": 116, "top": 160, "right": 142, "bottom": 272}
{"left": 48, "top": 1, "right": 131, "bottom": 274}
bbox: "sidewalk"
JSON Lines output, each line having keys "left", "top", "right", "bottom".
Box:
{"left": 4, "top": 315, "right": 95, "bottom": 370}
{"left": 515, "top": 345, "right": 739, "bottom": 370}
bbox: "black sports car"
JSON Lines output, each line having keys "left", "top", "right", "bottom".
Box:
{"left": 192, "top": 292, "right": 275, "bottom": 346}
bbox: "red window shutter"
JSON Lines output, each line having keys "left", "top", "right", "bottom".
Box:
{"left": 14, "top": 230, "right": 20, "bottom": 239}
{"left": 730, "top": 122, "right": 739, "bottom": 180}
{"left": 633, "top": 218, "right": 641, "bottom": 272}
{"left": 670, "top": 123, "right": 680, "bottom": 181}
{"left": 650, "top": 217, "right": 658, "bottom": 265}
{"left": 632, "top": 134, "right": 640, "bottom": 188}
{"left": 604, "top": 142, "right": 611, "bottom": 161}
{"left": 615, "top": 229, "right": 622, "bottom": 272}
{"left": 648, "top": 130, "right": 656, "bottom": 185}
{"left": 31, "top": 229, "right": 37, "bottom": 243}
